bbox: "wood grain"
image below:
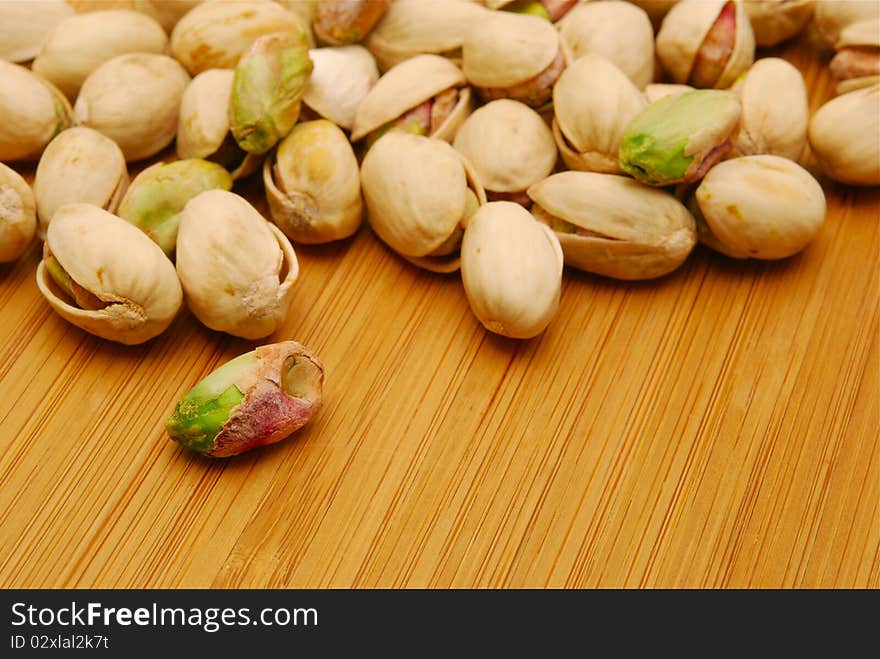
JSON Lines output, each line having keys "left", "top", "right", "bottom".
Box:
{"left": 0, "top": 34, "right": 877, "bottom": 589}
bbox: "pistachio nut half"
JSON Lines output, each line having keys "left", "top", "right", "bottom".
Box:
{"left": 118, "top": 159, "right": 233, "bottom": 256}
{"left": 553, "top": 54, "right": 648, "bottom": 174}
{"left": 0, "top": 61, "right": 73, "bottom": 162}
{"left": 743, "top": 0, "right": 814, "bottom": 47}
{"left": 36, "top": 203, "right": 183, "bottom": 345}
{"left": 360, "top": 132, "right": 486, "bottom": 273}
{"left": 814, "top": 0, "right": 880, "bottom": 49}
{"left": 694, "top": 155, "right": 826, "bottom": 259}
{"left": 460, "top": 201, "right": 563, "bottom": 339}
{"left": 830, "top": 19, "right": 880, "bottom": 95}
{"left": 74, "top": 53, "right": 190, "bottom": 162}
{"left": 730, "top": 58, "right": 808, "bottom": 161}
{"left": 656, "top": 0, "right": 755, "bottom": 89}
{"left": 133, "top": 0, "right": 204, "bottom": 33}
{"left": 32, "top": 9, "right": 168, "bottom": 100}
{"left": 453, "top": 99, "right": 556, "bottom": 205}
{"left": 0, "top": 163, "right": 37, "bottom": 263}
{"left": 176, "top": 189, "right": 299, "bottom": 339}
{"left": 33, "top": 126, "right": 128, "bottom": 239}
{"left": 643, "top": 83, "right": 695, "bottom": 104}
{"left": 528, "top": 171, "right": 697, "bottom": 280}
{"left": 0, "top": 0, "right": 73, "bottom": 63}
{"left": 557, "top": 0, "right": 655, "bottom": 89}
{"left": 808, "top": 83, "right": 880, "bottom": 186}
{"left": 350, "top": 54, "right": 472, "bottom": 147}
{"left": 166, "top": 340, "right": 323, "bottom": 457}
{"left": 619, "top": 89, "right": 741, "bottom": 186}
{"left": 312, "top": 0, "right": 390, "bottom": 46}
{"left": 302, "top": 45, "right": 379, "bottom": 131}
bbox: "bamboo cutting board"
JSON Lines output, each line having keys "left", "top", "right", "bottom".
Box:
{"left": 0, "top": 35, "right": 878, "bottom": 589}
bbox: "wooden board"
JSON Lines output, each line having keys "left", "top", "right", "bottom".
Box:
{"left": 1, "top": 35, "right": 877, "bottom": 589}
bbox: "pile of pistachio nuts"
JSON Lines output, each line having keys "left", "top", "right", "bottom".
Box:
{"left": 1, "top": 0, "right": 878, "bottom": 456}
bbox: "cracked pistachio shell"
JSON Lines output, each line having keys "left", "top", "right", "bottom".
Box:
{"left": 176, "top": 189, "right": 299, "bottom": 339}
{"left": 558, "top": 1, "right": 655, "bottom": 89}
{"left": 312, "top": 0, "right": 390, "bottom": 46}
{"left": 33, "top": 126, "right": 128, "bottom": 239}
{"left": 0, "top": 0, "right": 73, "bottom": 63}
{"left": 170, "top": 0, "right": 304, "bottom": 75}
{"left": 350, "top": 54, "right": 471, "bottom": 144}
{"left": 133, "top": 0, "right": 205, "bottom": 32}
{"left": 808, "top": 84, "right": 880, "bottom": 186}
{"left": 166, "top": 340, "right": 323, "bottom": 457}
{"left": 36, "top": 203, "right": 183, "bottom": 344}
{"left": 832, "top": 19, "right": 880, "bottom": 95}
{"left": 695, "top": 155, "right": 826, "bottom": 259}
{"left": 453, "top": 99, "right": 556, "bottom": 197}
{"left": 0, "top": 163, "right": 37, "bottom": 263}
{"left": 264, "top": 120, "right": 362, "bottom": 244}
{"left": 656, "top": 0, "right": 755, "bottom": 89}
{"left": 644, "top": 83, "right": 695, "bottom": 104}
{"left": 730, "top": 58, "right": 808, "bottom": 161}
{"left": 814, "top": 0, "right": 880, "bottom": 48}
{"left": 118, "top": 159, "right": 233, "bottom": 256}
{"left": 74, "top": 54, "right": 190, "bottom": 162}
{"left": 364, "top": 0, "right": 487, "bottom": 72}
{"left": 360, "top": 132, "right": 486, "bottom": 273}
{"left": 0, "top": 61, "right": 73, "bottom": 162}
{"left": 32, "top": 10, "right": 168, "bottom": 100}
{"left": 461, "top": 201, "right": 563, "bottom": 339}
{"left": 553, "top": 54, "right": 648, "bottom": 174}
{"left": 744, "top": 0, "right": 814, "bottom": 47}
{"left": 528, "top": 171, "right": 697, "bottom": 280}
{"left": 303, "top": 46, "right": 378, "bottom": 130}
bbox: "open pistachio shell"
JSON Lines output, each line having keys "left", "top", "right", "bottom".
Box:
{"left": 33, "top": 126, "right": 128, "bottom": 239}
{"left": 831, "top": 19, "right": 880, "bottom": 95}
{"left": 264, "top": 120, "right": 363, "bottom": 244}
{"left": 814, "top": 0, "right": 880, "bottom": 48}
{"left": 312, "top": 0, "right": 390, "bottom": 46}
{"left": 0, "top": 163, "right": 37, "bottom": 263}
{"left": 0, "top": 0, "right": 74, "bottom": 63}
{"left": 36, "top": 203, "right": 182, "bottom": 345}
{"left": 744, "top": 0, "right": 814, "bottom": 47}
{"left": 303, "top": 45, "right": 378, "bottom": 130}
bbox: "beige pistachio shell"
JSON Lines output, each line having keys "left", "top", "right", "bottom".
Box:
{"left": 528, "top": 171, "right": 697, "bottom": 280}
{"left": 461, "top": 201, "right": 563, "bottom": 339}
{"left": 133, "top": 0, "right": 205, "bottom": 33}
{"left": 0, "top": 0, "right": 74, "bottom": 63}
{"left": 33, "top": 126, "right": 128, "bottom": 239}
{"left": 558, "top": 1, "right": 655, "bottom": 89}
{"left": 808, "top": 84, "right": 880, "bottom": 186}
{"left": 553, "top": 54, "right": 648, "bottom": 174}
{"left": 277, "top": 0, "right": 317, "bottom": 46}
{"left": 644, "top": 83, "right": 695, "bottom": 103}
{"left": 264, "top": 120, "right": 363, "bottom": 244}
{"left": 32, "top": 10, "right": 168, "bottom": 100}
{"left": 453, "top": 99, "right": 556, "bottom": 195}
{"left": 836, "top": 75, "right": 880, "bottom": 95}
{"left": 0, "top": 61, "right": 73, "bottom": 162}
{"left": 36, "top": 203, "right": 182, "bottom": 344}
{"left": 303, "top": 45, "right": 378, "bottom": 130}
{"left": 814, "top": 0, "right": 880, "bottom": 48}
{"left": 730, "top": 58, "right": 808, "bottom": 161}
{"left": 176, "top": 189, "right": 298, "bottom": 339}
{"left": 695, "top": 155, "right": 825, "bottom": 258}
{"left": 744, "top": 0, "right": 814, "bottom": 47}
{"left": 831, "top": 19, "right": 880, "bottom": 93}
{"left": 0, "top": 163, "right": 37, "bottom": 263}
{"left": 836, "top": 16, "right": 880, "bottom": 48}
{"left": 629, "top": 0, "right": 681, "bottom": 26}
{"left": 656, "top": 0, "right": 755, "bottom": 89}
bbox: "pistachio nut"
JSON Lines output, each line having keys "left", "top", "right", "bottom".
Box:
{"left": 656, "top": 0, "right": 755, "bottom": 89}
{"left": 808, "top": 84, "right": 880, "bottom": 186}
{"left": 74, "top": 53, "right": 190, "bottom": 162}
{"left": 0, "top": 61, "right": 73, "bottom": 162}
{"left": 694, "top": 155, "right": 826, "bottom": 259}
{"left": 35, "top": 203, "right": 183, "bottom": 345}
{"left": 460, "top": 201, "right": 563, "bottom": 339}
{"left": 461, "top": 10, "right": 568, "bottom": 109}
{"left": 629, "top": 0, "right": 681, "bottom": 27}
{"left": 302, "top": 45, "right": 379, "bottom": 130}
{"left": 360, "top": 132, "right": 486, "bottom": 273}
{"left": 0, "top": 0, "right": 73, "bottom": 63}
{"left": 229, "top": 30, "right": 313, "bottom": 155}
{"left": 484, "top": 0, "right": 578, "bottom": 22}
{"left": 619, "top": 90, "right": 741, "bottom": 186}
{"left": 453, "top": 99, "right": 556, "bottom": 205}
{"left": 553, "top": 54, "right": 648, "bottom": 175}
{"left": 312, "top": 0, "right": 390, "bottom": 46}
{"left": 166, "top": 340, "right": 323, "bottom": 457}
{"left": 743, "top": 1, "right": 814, "bottom": 47}
{"left": 133, "top": 0, "right": 205, "bottom": 33}
{"left": 350, "top": 54, "right": 472, "bottom": 147}
{"left": 0, "top": 163, "right": 37, "bottom": 263}
{"left": 169, "top": 0, "right": 304, "bottom": 75}
{"left": 364, "top": 0, "right": 487, "bottom": 72}
{"left": 33, "top": 126, "right": 128, "bottom": 239}
{"left": 830, "top": 19, "right": 880, "bottom": 95}
{"left": 264, "top": 120, "right": 363, "bottom": 244}
{"left": 644, "top": 83, "right": 695, "bottom": 104}
{"left": 175, "top": 189, "right": 299, "bottom": 339}
{"left": 814, "top": 0, "right": 880, "bottom": 49}
{"left": 32, "top": 10, "right": 168, "bottom": 100}
{"left": 118, "top": 159, "right": 233, "bottom": 256}
{"left": 730, "top": 58, "right": 808, "bottom": 161}
{"left": 528, "top": 171, "right": 697, "bottom": 280}
{"left": 557, "top": 0, "right": 655, "bottom": 89}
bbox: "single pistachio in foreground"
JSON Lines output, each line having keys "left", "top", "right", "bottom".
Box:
{"left": 743, "top": 0, "right": 814, "bottom": 47}
{"left": 0, "top": 163, "right": 37, "bottom": 263}
{"left": 166, "top": 341, "right": 324, "bottom": 458}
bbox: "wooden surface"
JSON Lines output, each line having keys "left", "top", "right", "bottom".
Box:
{"left": 1, "top": 37, "right": 878, "bottom": 589}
